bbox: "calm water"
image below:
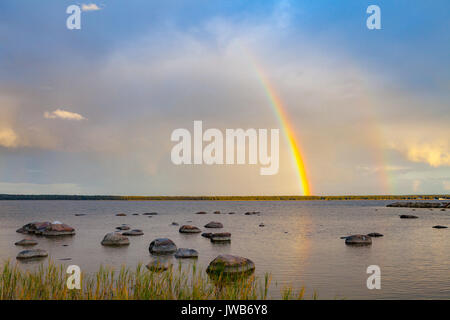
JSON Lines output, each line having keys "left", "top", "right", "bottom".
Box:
{"left": 0, "top": 200, "right": 449, "bottom": 299}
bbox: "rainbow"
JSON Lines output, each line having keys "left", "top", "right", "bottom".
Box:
{"left": 245, "top": 51, "right": 312, "bottom": 196}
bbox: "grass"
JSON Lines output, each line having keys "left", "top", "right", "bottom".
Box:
{"left": 0, "top": 260, "right": 312, "bottom": 300}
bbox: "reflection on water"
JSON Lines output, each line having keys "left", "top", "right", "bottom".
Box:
{"left": 0, "top": 200, "right": 449, "bottom": 299}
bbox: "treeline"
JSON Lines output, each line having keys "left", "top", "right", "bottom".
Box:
{"left": 0, "top": 194, "right": 448, "bottom": 201}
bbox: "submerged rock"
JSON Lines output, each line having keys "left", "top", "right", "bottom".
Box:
{"left": 101, "top": 232, "right": 130, "bottom": 246}
{"left": 259, "top": 223, "right": 265, "bottom": 227}
{"left": 228, "top": 212, "right": 236, "bottom": 215}
{"left": 345, "top": 234, "right": 372, "bottom": 245}
{"left": 149, "top": 238, "right": 177, "bottom": 255}
{"left": 179, "top": 225, "right": 201, "bottom": 234}
{"left": 432, "top": 225, "right": 448, "bottom": 229}
{"left": 204, "top": 221, "right": 223, "bottom": 228}
{"left": 196, "top": 211, "right": 207, "bottom": 215}
{"left": 16, "top": 249, "right": 48, "bottom": 260}
{"left": 244, "top": 212, "right": 260, "bottom": 216}
{"left": 170, "top": 222, "right": 179, "bottom": 226}
{"left": 399, "top": 214, "right": 418, "bottom": 219}
{"left": 146, "top": 259, "right": 172, "bottom": 271}
{"left": 210, "top": 232, "right": 231, "bottom": 243}
{"left": 74, "top": 214, "right": 86, "bottom": 216}
{"left": 175, "top": 248, "right": 199, "bottom": 258}
{"left": 367, "top": 232, "right": 384, "bottom": 237}
{"left": 143, "top": 212, "right": 158, "bottom": 216}
{"left": 116, "top": 225, "right": 131, "bottom": 231}
{"left": 14, "top": 239, "right": 38, "bottom": 246}
{"left": 116, "top": 213, "right": 127, "bottom": 216}
{"left": 122, "top": 229, "right": 144, "bottom": 236}
{"left": 206, "top": 255, "right": 255, "bottom": 275}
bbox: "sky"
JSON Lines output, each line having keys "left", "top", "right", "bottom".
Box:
{"left": 0, "top": 0, "right": 449, "bottom": 196}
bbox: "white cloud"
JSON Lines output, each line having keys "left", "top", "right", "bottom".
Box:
{"left": 0, "top": 127, "right": 18, "bottom": 148}
{"left": 81, "top": 3, "right": 101, "bottom": 11}
{"left": 44, "top": 109, "right": 86, "bottom": 121}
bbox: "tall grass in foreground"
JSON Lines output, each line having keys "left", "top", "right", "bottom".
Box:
{"left": 0, "top": 260, "right": 311, "bottom": 300}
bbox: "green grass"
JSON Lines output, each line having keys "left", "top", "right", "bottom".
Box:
{"left": 0, "top": 260, "right": 311, "bottom": 300}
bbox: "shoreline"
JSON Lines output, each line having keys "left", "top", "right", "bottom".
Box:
{"left": 0, "top": 194, "right": 448, "bottom": 201}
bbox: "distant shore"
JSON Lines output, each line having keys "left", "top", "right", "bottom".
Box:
{"left": 0, "top": 194, "right": 448, "bottom": 201}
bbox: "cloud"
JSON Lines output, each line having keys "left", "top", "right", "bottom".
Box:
{"left": 44, "top": 109, "right": 86, "bottom": 121}
{"left": 81, "top": 3, "right": 101, "bottom": 11}
{"left": 0, "top": 127, "right": 18, "bottom": 148}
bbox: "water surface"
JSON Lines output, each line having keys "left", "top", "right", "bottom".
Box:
{"left": 0, "top": 200, "right": 448, "bottom": 299}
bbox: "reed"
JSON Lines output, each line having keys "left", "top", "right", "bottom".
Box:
{"left": 0, "top": 260, "right": 311, "bottom": 300}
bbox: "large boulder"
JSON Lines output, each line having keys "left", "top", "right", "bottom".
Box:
{"left": 204, "top": 221, "right": 223, "bottom": 228}
{"left": 206, "top": 255, "right": 255, "bottom": 275}
{"left": 101, "top": 232, "right": 130, "bottom": 246}
{"left": 15, "top": 239, "right": 38, "bottom": 246}
{"left": 175, "top": 248, "right": 199, "bottom": 259}
{"left": 122, "top": 229, "right": 144, "bottom": 236}
{"left": 149, "top": 238, "right": 177, "bottom": 255}
{"left": 210, "top": 232, "right": 231, "bottom": 243}
{"left": 16, "top": 249, "right": 48, "bottom": 260}
{"left": 179, "top": 225, "right": 201, "bottom": 234}
{"left": 16, "top": 221, "right": 75, "bottom": 236}
{"left": 345, "top": 234, "right": 372, "bottom": 245}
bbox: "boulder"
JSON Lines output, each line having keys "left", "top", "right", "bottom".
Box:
{"left": 170, "top": 222, "right": 179, "bottom": 226}
{"left": 367, "top": 232, "right": 384, "bottom": 237}
{"left": 228, "top": 212, "right": 236, "bottom": 215}
{"left": 101, "top": 232, "right": 130, "bottom": 246}
{"left": 116, "top": 225, "right": 130, "bottom": 231}
{"left": 213, "top": 211, "right": 221, "bottom": 214}
{"left": 432, "top": 225, "right": 448, "bottom": 229}
{"left": 259, "top": 223, "right": 265, "bottom": 227}
{"left": 116, "top": 213, "right": 127, "bottom": 216}
{"left": 74, "top": 214, "right": 86, "bottom": 216}
{"left": 399, "top": 215, "right": 418, "bottom": 219}
{"left": 210, "top": 232, "right": 231, "bottom": 243}
{"left": 196, "top": 211, "right": 207, "bottom": 215}
{"left": 206, "top": 255, "right": 255, "bottom": 275}
{"left": 14, "top": 239, "right": 38, "bottom": 246}
{"left": 16, "top": 249, "right": 48, "bottom": 260}
{"left": 122, "top": 229, "right": 144, "bottom": 236}
{"left": 149, "top": 238, "right": 177, "bottom": 255}
{"left": 175, "top": 248, "right": 199, "bottom": 259}
{"left": 179, "top": 225, "right": 201, "bottom": 234}
{"left": 245, "top": 212, "right": 260, "bottom": 216}
{"left": 204, "top": 221, "right": 223, "bottom": 228}
{"left": 146, "top": 259, "right": 172, "bottom": 272}
{"left": 143, "top": 212, "right": 158, "bottom": 216}
{"left": 16, "top": 221, "right": 75, "bottom": 236}
{"left": 345, "top": 234, "right": 372, "bottom": 245}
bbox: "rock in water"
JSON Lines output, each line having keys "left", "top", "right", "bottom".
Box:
{"left": 116, "top": 225, "right": 130, "bottom": 231}
{"left": 432, "top": 225, "right": 448, "bottom": 229}
{"left": 196, "top": 211, "right": 207, "bottom": 215}
{"left": 15, "top": 239, "right": 38, "bottom": 246}
{"left": 149, "top": 238, "right": 177, "bottom": 254}
{"left": 367, "top": 232, "right": 384, "bottom": 237}
{"left": 116, "top": 213, "right": 127, "bottom": 216}
{"left": 210, "top": 232, "right": 231, "bottom": 243}
{"left": 16, "top": 249, "right": 48, "bottom": 260}
{"left": 213, "top": 211, "right": 221, "bottom": 214}
{"left": 204, "top": 221, "right": 223, "bottom": 228}
{"left": 179, "top": 225, "right": 201, "bottom": 233}
{"left": 146, "top": 259, "right": 172, "bottom": 271}
{"left": 399, "top": 215, "right": 418, "bottom": 219}
{"left": 101, "top": 232, "right": 130, "bottom": 246}
{"left": 206, "top": 255, "right": 255, "bottom": 275}
{"left": 201, "top": 232, "right": 213, "bottom": 238}
{"left": 122, "top": 229, "right": 144, "bottom": 236}
{"left": 143, "top": 212, "right": 158, "bottom": 216}
{"left": 345, "top": 234, "right": 372, "bottom": 245}
{"left": 16, "top": 221, "right": 75, "bottom": 236}
{"left": 175, "top": 248, "right": 199, "bottom": 258}
{"left": 170, "top": 222, "right": 179, "bottom": 226}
